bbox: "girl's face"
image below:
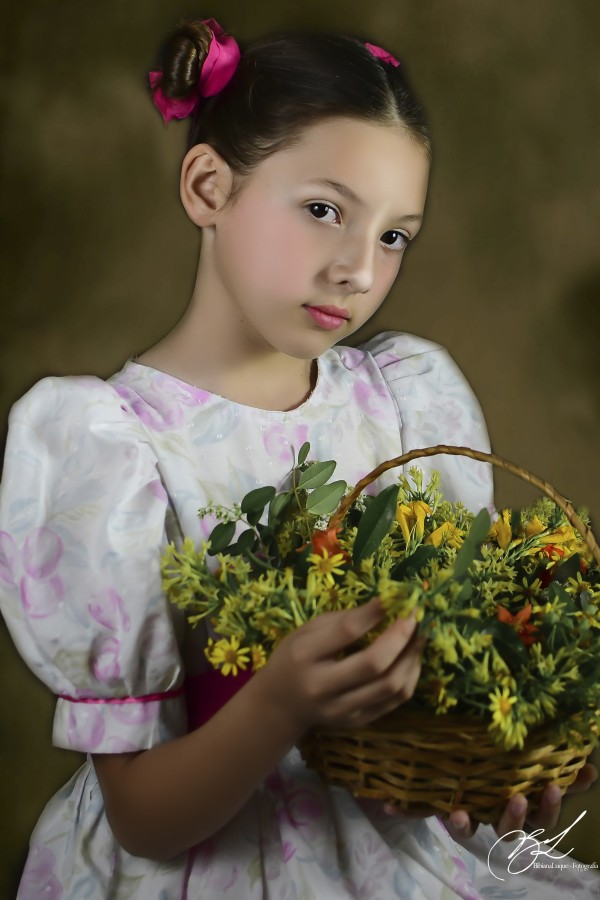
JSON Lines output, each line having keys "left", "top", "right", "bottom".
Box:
{"left": 210, "top": 116, "right": 430, "bottom": 359}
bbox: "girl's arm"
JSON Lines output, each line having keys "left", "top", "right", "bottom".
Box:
{"left": 94, "top": 598, "right": 421, "bottom": 861}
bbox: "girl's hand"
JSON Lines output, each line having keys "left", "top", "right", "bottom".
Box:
{"left": 256, "top": 597, "right": 423, "bottom": 732}
{"left": 444, "top": 761, "right": 598, "bottom": 842}
{"left": 384, "top": 762, "right": 598, "bottom": 841}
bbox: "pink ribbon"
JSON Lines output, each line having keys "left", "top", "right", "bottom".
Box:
{"left": 149, "top": 18, "right": 241, "bottom": 123}
{"left": 57, "top": 686, "right": 184, "bottom": 704}
{"left": 365, "top": 42, "right": 400, "bottom": 68}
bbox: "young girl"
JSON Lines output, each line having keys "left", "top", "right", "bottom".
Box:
{"left": 0, "top": 17, "right": 598, "bottom": 900}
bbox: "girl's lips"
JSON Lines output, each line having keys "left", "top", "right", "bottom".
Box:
{"left": 305, "top": 305, "right": 350, "bottom": 331}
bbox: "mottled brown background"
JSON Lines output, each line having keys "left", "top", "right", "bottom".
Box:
{"left": 1, "top": 0, "right": 599, "bottom": 894}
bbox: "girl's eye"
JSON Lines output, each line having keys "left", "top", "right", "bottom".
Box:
{"left": 307, "top": 203, "right": 340, "bottom": 224}
{"left": 381, "top": 230, "right": 409, "bottom": 251}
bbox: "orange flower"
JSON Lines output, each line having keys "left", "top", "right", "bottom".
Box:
{"left": 540, "top": 544, "right": 565, "bottom": 561}
{"left": 310, "top": 527, "right": 351, "bottom": 561}
{"left": 497, "top": 603, "right": 539, "bottom": 648}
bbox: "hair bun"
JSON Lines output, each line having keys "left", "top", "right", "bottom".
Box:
{"left": 160, "top": 20, "right": 212, "bottom": 99}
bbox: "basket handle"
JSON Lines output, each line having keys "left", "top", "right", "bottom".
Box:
{"left": 327, "top": 444, "right": 600, "bottom": 567}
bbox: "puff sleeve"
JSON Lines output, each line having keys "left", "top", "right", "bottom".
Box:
{"left": 363, "top": 331, "right": 495, "bottom": 513}
{"left": 0, "top": 376, "right": 185, "bottom": 753}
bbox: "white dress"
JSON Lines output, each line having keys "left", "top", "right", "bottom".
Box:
{"left": 0, "top": 331, "right": 597, "bottom": 899}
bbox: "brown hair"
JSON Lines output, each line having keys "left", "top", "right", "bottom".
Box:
{"left": 154, "top": 19, "right": 431, "bottom": 173}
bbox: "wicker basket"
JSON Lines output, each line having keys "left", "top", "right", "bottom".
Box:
{"left": 297, "top": 444, "right": 600, "bottom": 825}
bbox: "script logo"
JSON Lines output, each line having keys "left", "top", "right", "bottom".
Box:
{"left": 487, "top": 810, "right": 597, "bottom": 880}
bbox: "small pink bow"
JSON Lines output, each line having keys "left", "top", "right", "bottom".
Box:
{"left": 365, "top": 42, "right": 400, "bottom": 68}
{"left": 149, "top": 18, "right": 241, "bottom": 123}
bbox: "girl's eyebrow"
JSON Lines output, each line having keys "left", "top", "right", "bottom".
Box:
{"left": 306, "top": 178, "right": 423, "bottom": 223}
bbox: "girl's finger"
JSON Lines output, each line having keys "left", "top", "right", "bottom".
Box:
{"left": 445, "top": 809, "right": 478, "bottom": 841}
{"left": 326, "top": 614, "right": 419, "bottom": 694}
{"left": 324, "top": 635, "right": 423, "bottom": 720}
{"left": 493, "top": 794, "right": 528, "bottom": 842}
{"left": 565, "top": 763, "right": 598, "bottom": 793}
{"left": 524, "top": 784, "right": 561, "bottom": 833}
{"left": 303, "top": 598, "right": 385, "bottom": 659}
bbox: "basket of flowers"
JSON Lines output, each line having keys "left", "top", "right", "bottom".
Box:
{"left": 162, "top": 444, "right": 600, "bottom": 824}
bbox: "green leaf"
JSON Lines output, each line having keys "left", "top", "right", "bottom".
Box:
{"left": 554, "top": 553, "right": 582, "bottom": 583}
{"left": 297, "top": 460, "right": 337, "bottom": 490}
{"left": 456, "top": 578, "right": 474, "bottom": 602}
{"left": 297, "top": 442, "right": 311, "bottom": 465}
{"left": 352, "top": 484, "right": 399, "bottom": 565}
{"left": 510, "top": 509, "right": 520, "bottom": 534}
{"left": 237, "top": 528, "right": 257, "bottom": 551}
{"left": 268, "top": 491, "right": 292, "bottom": 528}
{"left": 207, "top": 521, "right": 236, "bottom": 555}
{"left": 305, "top": 480, "right": 347, "bottom": 516}
{"left": 452, "top": 508, "right": 491, "bottom": 579}
{"left": 241, "top": 486, "right": 276, "bottom": 517}
{"left": 482, "top": 619, "right": 529, "bottom": 668}
{"left": 228, "top": 528, "right": 257, "bottom": 556}
{"left": 546, "top": 581, "right": 576, "bottom": 611}
{"left": 294, "top": 543, "right": 314, "bottom": 580}
{"left": 390, "top": 545, "right": 438, "bottom": 581}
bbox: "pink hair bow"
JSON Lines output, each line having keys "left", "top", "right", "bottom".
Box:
{"left": 364, "top": 42, "right": 400, "bottom": 68}
{"left": 149, "top": 18, "right": 241, "bottom": 123}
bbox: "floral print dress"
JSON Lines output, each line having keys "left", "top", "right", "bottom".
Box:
{"left": 1, "top": 331, "right": 598, "bottom": 899}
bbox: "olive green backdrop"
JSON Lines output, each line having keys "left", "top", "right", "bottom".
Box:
{"left": 1, "top": 1, "right": 599, "bottom": 895}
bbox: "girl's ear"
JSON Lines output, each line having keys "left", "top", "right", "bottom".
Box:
{"left": 180, "top": 143, "right": 234, "bottom": 226}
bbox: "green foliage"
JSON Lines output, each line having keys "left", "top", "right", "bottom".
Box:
{"left": 352, "top": 484, "right": 399, "bottom": 564}
{"left": 305, "top": 480, "right": 347, "bottom": 515}
{"left": 452, "top": 508, "right": 492, "bottom": 579}
{"left": 297, "top": 460, "right": 337, "bottom": 490}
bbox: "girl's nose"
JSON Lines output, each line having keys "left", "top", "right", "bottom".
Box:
{"left": 327, "top": 237, "right": 375, "bottom": 295}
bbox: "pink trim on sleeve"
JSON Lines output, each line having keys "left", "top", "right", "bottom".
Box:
{"left": 57, "top": 686, "right": 184, "bottom": 704}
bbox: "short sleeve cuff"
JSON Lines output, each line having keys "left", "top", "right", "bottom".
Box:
{"left": 53, "top": 691, "right": 187, "bottom": 753}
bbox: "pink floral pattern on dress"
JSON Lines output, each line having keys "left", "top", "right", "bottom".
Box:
{"left": 113, "top": 383, "right": 184, "bottom": 431}
{"left": 194, "top": 839, "right": 240, "bottom": 890}
{"left": 89, "top": 588, "right": 131, "bottom": 633}
{"left": 262, "top": 423, "right": 309, "bottom": 463}
{"left": 20, "top": 574, "right": 64, "bottom": 618}
{"left": 109, "top": 699, "right": 161, "bottom": 726}
{"left": 148, "top": 478, "right": 168, "bottom": 503}
{"left": 9, "top": 526, "right": 66, "bottom": 618}
{"left": 66, "top": 703, "right": 105, "bottom": 749}
{"left": 90, "top": 634, "right": 121, "bottom": 684}
{"left": 449, "top": 855, "right": 482, "bottom": 900}
{"left": 19, "top": 845, "right": 63, "bottom": 900}
{"left": 353, "top": 379, "right": 390, "bottom": 419}
{"left": 22, "top": 527, "right": 63, "bottom": 578}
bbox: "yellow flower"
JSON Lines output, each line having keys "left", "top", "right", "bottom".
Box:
{"left": 307, "top": 550, "right": 347, "bottom": 587}
{"left": 489, "top": 686, "right": 527, "bottom": 749}
{"left": 431, "top": 625, "right": 459, "bottom": 664}
{"left": 205, "top": 636, "right": 251, "bottom": 676}
{"left": 489, "top": 686, "right": 516, "bottom": 725}
{"left": 567, "top": 571, "right": 600, "bottom": 602}
{"left": 489, "top": 509, "right": 513, "bottom": 549}
{"left": 524, "top": 525, "right": 585, "bottom": 562}
{"left": 472, "top": 651, "right": 491, "bottom": 684}
{"left": 523, "top": 515, "right": 546, "bottom": 537}
{"left": 250, "top": 644, "right": 267, "bottom": 671}
{"left": 424, "top": 673, "right": 457, "bottom": 713}
{"left": 396, "top": 500, "right": 432, "bottom": 543}
{"left": 425, "top": 521, "right": 464, "bottom": 550}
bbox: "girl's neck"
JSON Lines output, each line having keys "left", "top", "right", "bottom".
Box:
{"left": 137, "top": 313, "right": 318, "bottom": 412}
